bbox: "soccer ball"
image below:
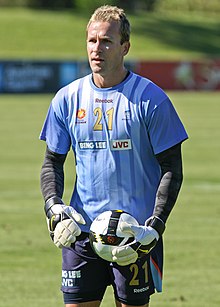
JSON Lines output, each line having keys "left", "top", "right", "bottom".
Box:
{"left": 89, "top": 210, "right": 139, "bottom": 261}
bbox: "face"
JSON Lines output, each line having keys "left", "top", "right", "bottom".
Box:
{"left": 87, "top": 20, "right": 130, "bottom": 78}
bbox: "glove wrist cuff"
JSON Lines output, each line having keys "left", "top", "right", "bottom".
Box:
{"left": 148, "top": 216, "right": 165, "bottom": 236}
{"left": 44, "top": 196, "right": 64, "bottom": 217}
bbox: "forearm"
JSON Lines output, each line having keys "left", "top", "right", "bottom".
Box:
{"left": 154, "top": 143, "right": 183, "bottom": 223}
{"left": 40, "top": 147, "right": 67, "bottom": 202}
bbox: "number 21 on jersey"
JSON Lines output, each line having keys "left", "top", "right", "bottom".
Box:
{"left": 93, "top": 107, "right": 114, "bottom": 131}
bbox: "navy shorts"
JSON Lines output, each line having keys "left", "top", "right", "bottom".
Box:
{"left": 61, "top": 233, "right": 163, "bottom": 306}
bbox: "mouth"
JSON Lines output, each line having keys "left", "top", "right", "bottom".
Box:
{"left": 91, "top": 58, "right": 104, "bottom": 64}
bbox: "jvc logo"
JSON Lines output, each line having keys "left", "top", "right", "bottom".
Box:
{"left": 112, "top": 141, "right": 129, "bottom": 149}
{"left": 110, "top": 139, "right": 132, "bottom": 151}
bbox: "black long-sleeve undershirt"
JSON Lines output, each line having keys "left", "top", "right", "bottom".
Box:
{"left": 155, "top": 143, "right": 183, "bottom": 223}
{"left": 40, "top": 147, "right": 67, "bottom": 202}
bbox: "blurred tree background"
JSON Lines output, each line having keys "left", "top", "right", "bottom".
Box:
{"left": 0, "top": 0, "right": 220, "bottom": 13}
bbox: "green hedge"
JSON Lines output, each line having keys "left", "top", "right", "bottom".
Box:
{"left": 0, "top": 0, "right": 219, "bottom": 12}
{"left": 159, "top": 0, "right": 220, "bottom": 12}
{"left": 0, "top": 0, "right": 159, "bottom": 11}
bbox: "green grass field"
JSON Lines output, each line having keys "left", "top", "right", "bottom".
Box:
{"left": 0, "top": 92, "right": 220, "bottom": 307}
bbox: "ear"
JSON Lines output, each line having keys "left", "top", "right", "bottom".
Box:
{"left": 122, "top": 41, "right": 130, "bottom": 56}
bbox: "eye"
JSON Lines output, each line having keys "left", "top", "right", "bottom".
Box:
{"left": 87, "top": 37, "right": 97, "bottom": 43}
{"left": 103, "top": 38, "right": 112, "bottom": 44}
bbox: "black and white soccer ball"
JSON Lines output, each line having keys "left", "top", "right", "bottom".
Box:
{"left": 89, "top": 210, "right": 139, "bottom": 261}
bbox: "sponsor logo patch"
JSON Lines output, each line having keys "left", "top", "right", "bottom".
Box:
{"left": 110, "top": 139, "right": 132, "bottom": 151}
{"left": 124, "top": 110, "right": 131, "bottom": 120}
{"left": 76, "top": 108, "right": 86, "bottom": 119}
{"left": 62, "top": 270, "right": 81, "bottom": 288}
{"left": 78, "top": 141, "right": 107, "bottom": 150}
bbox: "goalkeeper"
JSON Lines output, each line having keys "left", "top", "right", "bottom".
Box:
{"left": 40, "top": 5, "right": 188, "bottom": 307}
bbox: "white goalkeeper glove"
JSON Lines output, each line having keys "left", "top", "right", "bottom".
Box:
{"left": 111, "top": 244, "right": 139, "bottom": 266}
{"left": 103, "top": 217, "right": 165, "bottom": 266}
{"left": 120, "top": 216, "right": 165, "bottom": 256}
{"left": 44, "top": 196, "right": 85, "bottom": 248}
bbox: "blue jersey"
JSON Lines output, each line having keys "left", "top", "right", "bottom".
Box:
{"left": 40, "top": 72, "right": 188, "bottom": 232}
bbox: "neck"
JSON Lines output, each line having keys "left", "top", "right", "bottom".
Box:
{"left": 93, "top": 68, "right": 128, "bottom": 88}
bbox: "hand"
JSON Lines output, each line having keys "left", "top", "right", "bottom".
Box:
{"left": 111, "top": 244, "right": 138, "bottom": 266}
{"left": 45, "top": 196, "right": 85, "bottom": 248}
{"left": 120, "top": 216, "right": 165, "bottom": 255}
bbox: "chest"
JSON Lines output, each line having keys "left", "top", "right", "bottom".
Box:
{"left": 71, "top": 92, "right": 144, "bottom": 143}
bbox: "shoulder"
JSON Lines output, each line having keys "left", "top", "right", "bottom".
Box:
{"left": 129, "top": 72, "right": 168, "bottom": 101}
{"left": 54, "top": 74, "right": 91, "bottom": 101}
{"left": 128, "top": 72, "right": 170, "bottom": 115}
{"left": 51, "top": 74, "right": 91, "bottom": 111}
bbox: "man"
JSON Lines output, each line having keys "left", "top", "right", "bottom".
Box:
{"left": 40, "top": 5, "right": 188, "bottom": 307}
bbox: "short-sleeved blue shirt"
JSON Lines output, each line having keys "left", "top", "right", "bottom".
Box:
{"left": 40, "top": 72, "right": 188, "bottom": 232}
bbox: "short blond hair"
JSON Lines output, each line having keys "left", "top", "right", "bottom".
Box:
{"left": 87, "top": 5, "right": 130, "bottom": 44}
